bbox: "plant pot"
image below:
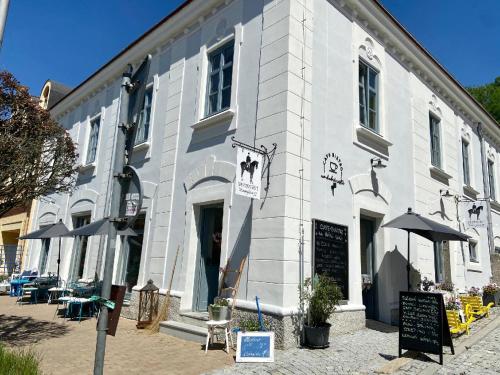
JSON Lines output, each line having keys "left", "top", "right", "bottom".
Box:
{"left": 483, "top": 292, "right": 500, "bottom": 306}
{"left": 208, "top": 305, "right": 231, "bottom": 321}
{"left": 303, "top": 323, "right": 331, "bottom": 349}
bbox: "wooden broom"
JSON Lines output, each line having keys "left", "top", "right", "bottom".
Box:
{"left": 148, "top": 245, "right": 181, "bottom": 333}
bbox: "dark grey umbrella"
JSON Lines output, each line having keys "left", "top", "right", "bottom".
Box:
{"left": 19, "top": 219, "right": 69, "bottom": 285}
{"left": 63, "top": 217, "right": 137, "bottom": 237}
{"left": 382, "top": 208, "right": 469, "bottom": 291}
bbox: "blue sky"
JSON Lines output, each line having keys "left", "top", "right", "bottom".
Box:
{"left": 2, "top": 0, "right": 498, "bottom": 94}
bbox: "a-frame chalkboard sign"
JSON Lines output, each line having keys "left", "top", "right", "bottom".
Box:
{"left": 399, "top": 291, "right": 454, "bottom": 365}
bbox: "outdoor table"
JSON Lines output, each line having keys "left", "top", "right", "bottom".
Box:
{"left": 48, "top": 287, "right": 72, "bottom": 304}
{"left": 65, "top": 297, "right": 95, "bottom": 322}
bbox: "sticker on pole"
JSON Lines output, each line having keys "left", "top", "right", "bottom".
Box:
{"left": 235, "top": 147, "right": 262, "bottom": 199}
{"left": 118, "top": 165, "right": 143, "bottom": 229}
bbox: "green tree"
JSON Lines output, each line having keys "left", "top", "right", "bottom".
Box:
{"left": 0, "top": 71, "right": 78, "bottom": 216}
{"left": 467, "top": 77, "right": 500, "bottom": 123}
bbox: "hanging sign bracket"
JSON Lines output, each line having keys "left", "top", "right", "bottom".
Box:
{"left": 231, "top": 136, "right": 277, "bottom": 192}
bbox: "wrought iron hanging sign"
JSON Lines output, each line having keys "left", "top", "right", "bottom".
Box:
{"left": 459, "top": 199, "right": 487, "bottom": 229}
{"left": 321, "top": 152, "right": 344, "bottom": 195}
{"left": 231, "top": 137, "right": 277, "bottom": 199}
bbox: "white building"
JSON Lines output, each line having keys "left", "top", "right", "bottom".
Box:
{"left": 28, "top": 0, "right": 499, "bottom": 348}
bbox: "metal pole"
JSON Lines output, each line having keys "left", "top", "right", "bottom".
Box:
{"left": 407, "top": 231, "right": 411, "bottom": 291}
{"left": 93, "top": 67, "right": 131, "bottom": 375}
{"left": 57, "top": 237, "right": 61, "bottom": 287}
{"left": 477, "top": 122, "right": 495, "bottom": 254}
{"left": 0, "top": 0, "right": 9, "bottom": 53}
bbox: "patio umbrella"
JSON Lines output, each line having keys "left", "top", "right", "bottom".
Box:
{"left": 63, "top": 217, "right": 137, "bottom": 237}
{"left": 19, "top": 219, "right": 70, "bottom": 286}
{"left": 382, "top": 208, "right": 469, "bottom": 291}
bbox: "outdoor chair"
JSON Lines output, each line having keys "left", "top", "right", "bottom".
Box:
{"left": 205, "top": 319, "right": 233, "bottom": 354}
{"left": 65, "top": 297, "right": 95, "bottom": 322}
{"left": 446, "top": 309, "right": 473, "bottom": 336}
{"left": 459, "top": 296, "right": 494, "bottom": 319}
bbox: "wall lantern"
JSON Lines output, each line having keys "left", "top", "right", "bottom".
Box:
{"left": 136, "top": 279, "right": 159, "bottom": 329}
{"left": 370, "top": 158, "right": 387, "bottom": 169}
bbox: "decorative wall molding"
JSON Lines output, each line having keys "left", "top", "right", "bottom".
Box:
{"left": 184, "top": 155, "right": 235, "bottom": 191}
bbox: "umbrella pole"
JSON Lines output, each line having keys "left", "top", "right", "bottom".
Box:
{"left": 57, "top": 237, "right": 61, "bottom": 287}
{"left": 407, "top": 231, "right": 411, "bottom": 291}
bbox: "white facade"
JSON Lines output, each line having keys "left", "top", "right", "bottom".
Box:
{"left": 28, "top": 0, "right": 499, "bottom": 345}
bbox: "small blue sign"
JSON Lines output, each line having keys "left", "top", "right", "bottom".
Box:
{"left": 236, "top": 332, "right": 274, "bottom": 363}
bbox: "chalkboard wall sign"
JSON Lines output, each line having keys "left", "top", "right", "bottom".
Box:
{"left": 399, "top": 291, "right": 454, "bottom": 365}
{"left": 236, "top": 332, "right": 275, "bottom": 363}
{"left": 312, "top": 219, "right": 349, "bottom": 299}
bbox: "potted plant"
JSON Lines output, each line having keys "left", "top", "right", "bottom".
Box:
{"left": 468, "top": 286, "right": 481, "bottom": 297}
{"left": 300, "top": 274, "right": 343, "bottom": 349}
{"left": 208, "top": 297, "right": 231, "bottom": 321}
{"left": 418, "top": 277, "right": 435, "bottom": 292}
{"left": 482, "top": 282, "right": 500, "bottom": 306}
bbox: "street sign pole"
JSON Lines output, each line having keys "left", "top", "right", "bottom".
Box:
{"left": 93, "top": 66, "right": 132, "bottom": 375}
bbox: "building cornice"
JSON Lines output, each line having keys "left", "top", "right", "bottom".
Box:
{"left": 336, "top": 0, "right": 500, "bottom": 144}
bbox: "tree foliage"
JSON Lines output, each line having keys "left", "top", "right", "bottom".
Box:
{"left": 0, "top": 71, "right": 78, "bottom": 216}
{"left": 467, "top": 77, "right": 500, "bottom": 123}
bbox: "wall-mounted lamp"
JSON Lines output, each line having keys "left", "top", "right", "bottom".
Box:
{"left": 440, "top": 189, "right": 454, "bottom": 198}
{"left": 371, "top": 158, "right": 387, "bottom": 169}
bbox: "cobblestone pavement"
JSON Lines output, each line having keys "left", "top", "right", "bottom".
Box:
{"left": 209, "top": 309, "right": 499, "bottom": 375}
{"left": 436, "top": 320, "right": 500, "bottom": 375}
{"left": 0, "top": 296, "right": 233, "bottom": 375}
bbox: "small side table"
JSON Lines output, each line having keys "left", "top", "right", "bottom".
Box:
{"left": 205, "top": 320, "right": 233, "bottom": 354}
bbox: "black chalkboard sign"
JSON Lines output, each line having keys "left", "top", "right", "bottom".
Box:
{"left": 312, "top": 219, "right": 348, "bottom": 299}
{"left": 399, "top": 291, "right": 454, "bottom": 365}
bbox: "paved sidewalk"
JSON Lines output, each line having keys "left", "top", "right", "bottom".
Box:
{"left": 0, "top": 295, "right": 233, "bottom": 375}
{"left": 209, "top": 308, "right": 499, "bottom": 375}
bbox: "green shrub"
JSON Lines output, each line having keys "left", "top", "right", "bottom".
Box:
{"left": 0, "top": 344, "right": 41, "bottom": 375}
{"left": 300, "top": 274, "right": 343, "bottom": 327}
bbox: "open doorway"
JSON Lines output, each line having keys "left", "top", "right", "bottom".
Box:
{"left": 193, "top": 204, "right": 223, "bottom": 312}
{"left": 360, "top": 216, "right": 378, "bottom": 320}
{"left": 120, "top": 214, "right": 145, "bottom": 299}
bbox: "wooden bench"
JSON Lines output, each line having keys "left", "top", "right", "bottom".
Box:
{"left": 446, "top": 309, "right": 473, "bottom": 336}
{"left": 459, "top": 296, "right": 494, "bottom": 319}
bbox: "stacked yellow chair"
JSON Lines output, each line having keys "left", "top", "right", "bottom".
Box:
{"left": 459, "top": 295, "right": 494, "bottom": 319}
{"left": 446, "top": 309, "right": 474, "bottom": 335}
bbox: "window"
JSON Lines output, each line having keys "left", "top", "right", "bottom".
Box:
{"left": 359, "top": 60, "right": 379, "bottom": 132}
{"left": 469, "top": 240, "right": 478, "bottom": 263}
{"left": 39, "top": 238, "right": 50, "bottom": 274}
{"left": 495, "top": 247, "right": 500, "bottom": 254}
{"left": 434, "top": 241, "right": 444, "bottom": 283}
{"left": 86, "top": 116, "right": 101, "bottom": 164}
{"left": 462, "top": 140, "right": 470, "bottom": 186}
{"left": 206, "top": 41, "right": 234, "bottom": 116}
{"left": 134, "top": 87, "right": 153, "bottom": 145}
{"left": 488, "top": 159, "right": 496, "bottom": 200}
{"left": 429, "top": 114, "right": 441, "bottom": 168}
{"left": 70, "top": 216, "right": 90, "bottom": 281}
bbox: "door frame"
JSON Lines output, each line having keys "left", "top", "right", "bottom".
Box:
{"left": 360, "top": 215, "right": 378, "bottom": 320}
{"left": 193, "top": 203, "right": 224, "bottom": 311}
{"left": 180, "top": 183, "right": 232, "bottom": 311}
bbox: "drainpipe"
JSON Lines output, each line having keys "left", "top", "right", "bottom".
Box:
{"left": 477, "top": 122, "right": 494, "bottom": 254}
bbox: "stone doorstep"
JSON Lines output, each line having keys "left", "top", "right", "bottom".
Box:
{"left": 160, "top": 320, "right": 208, "bottom": 344}
{"left": 179, "top": 311, "right": 210, "bottom": 328}
{"left": 374, "top": 312, "right": 500, "bottom": 375}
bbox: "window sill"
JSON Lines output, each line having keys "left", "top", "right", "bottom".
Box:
{"left": 463, "top": 184, "right": 480, "bottom": 198}
{"left": 78, "top": 162, "right": 96, "bottom": 172}
{"left": 354, "top": 125, "right": 392, "bottom": 157}
{"left": 467, "top": 262, "right": 482, "bottom": 272}
{"left": 133, "top": 141, "right": 150, "bottom": 152}
{"left": 429, "top": 165, "right": 452, "bottom": 181}
{"left": 490, "top": 199, "right": 500, "bottom": 212}
{"left": 191, "top": 109, "right": 234, "bottom": 130}
{"left": 356, "top": 126, "right": 393, "bottom": 147}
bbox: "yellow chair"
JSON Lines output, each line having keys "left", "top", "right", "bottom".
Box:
{"left": 459, "top": 296, "right": 494, "bottom": 319}
{"left": 446, "top": 309, "right": 473, "bottom": 335}
{"left": 464, "top": 303, "right": 476, "bottom": 323}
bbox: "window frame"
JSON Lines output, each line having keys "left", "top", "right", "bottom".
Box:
{"left": 134, "top": 86, "right": 154, "bottom": 146}
{"left": 468, "top": 240, "right": 479, "bottom": 263}
{"left": 358, "top": 59, "right": 379, "bottom": 133}
{"left": 205, "top": 40, "right": 235, "bottom": 117}
{"left": 429, "top": 113, "right": 442, "bottom": 169}
{"left": 433, "top": 241, "right": 445, "bottom": 283}
{"left": 86, "top": 115, "right": 101, "bottom": 164}
{"left": 462, "top": 140, "right": 471, "bottom": 186}
{"left": 488, "top": 159, "right": 496, "bottom": 201}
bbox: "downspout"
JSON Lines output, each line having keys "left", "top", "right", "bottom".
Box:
{"left": 477, "top": 122, "right": 494, "bottom": 254}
